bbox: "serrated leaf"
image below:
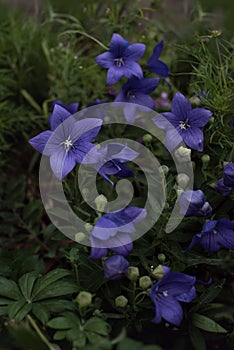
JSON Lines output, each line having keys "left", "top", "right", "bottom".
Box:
{"left": 0, "top": 277, "right": 22, "bottom": 300}
{"left": 31, "top": 269, "right": 72, "bottom": 300}
{"left": 192, "top": 313, "right": 227, "bottom": 333}
{"left": 19, "top": 272, "right": 38, "bottom": 302}
{"left": 189, "top": 324, "right": 206, "bottom": 350}
{"left": 84, "top": 317, "right": 110, "bottom": 336}
{"left": 32, "top": 280, "right": 78, "bottom": 301}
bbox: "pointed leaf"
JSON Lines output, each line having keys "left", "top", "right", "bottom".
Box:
{"left": 32, "top": 303, "right": 50, "bottom": 325}
{"left": 8, "top": 300, "right": 32, "bottom": 321}
{"left": 31, "top": 269, "right": 71, "bottom": 300}
{"left": 84, "top": 317, "right": 110, "bottom": 336}
{"left": 19, "top": 272, "right": 38, "bottom": 302}
{"left": 47, "top": 315, "right": 79, "bottom": 329}
{"left": 189, "top": 324, "right": 206, "bottom": 350}
{"left": 32, "top": 280, "right": 78, "bottom": 301}
{"left": 0, "top": 277, "right": 22, "bottom": 300}
{"left": 192, "top": 313, "right": 227, "bottom": 333}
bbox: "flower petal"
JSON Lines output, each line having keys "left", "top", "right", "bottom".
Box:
{"left": 182, "top": 127, "right": 204, "bottom": 151}
{"left": 110, "top": 33, "right": 128, "bottom": 56}
{"left": 106, "top": 66, "right": 125, "bottom": 86}
{"left": 159, "top": 296, "right": 183, "bottom": 326}
{"left": 50, "top": 148, "right": 76, "bottom": 179}
{"left": 164, "top": 128, "right": 183, "bottom": 151}
{"left": 189, "top": 108, "right": 212, "bottom": 128}
{"left": 95, "top": 52, "right": 113, "bottom": 69}
{"left": 148, "top": 60, "right": 170, "bottom": 78}
{"left": 153, "top": 113, "right": 179, "bottom": 130}
{"left": 49, "top": 104, "right": 72, "bottom": 131}
{"left": 148, "top": 41, "right": 164, "bottom": 63}
{"left": 171, "top": 92, "right": 192, "bottom": 121}
{"left": 125, "top": 43, "right": 146, "bottom": 61}
{"left": 29, "top": 130, "right": 53, "bottom": 155}
{"left": 123, "top": 61, "right": 143, "bottom": 79}
{"left": 71, "top": 118, "right": 102, "bottom": 143}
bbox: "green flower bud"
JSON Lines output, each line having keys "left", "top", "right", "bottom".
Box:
{"left": 157, "top": 253, "right": 166, "bottom": 263}
{"left": 76, "top": 291, "right": 92, "bottom": 307}
{"left": 201, "top": 154, "right": 210, "bottom": 167}
{"left": 84, "top": 223, "right": 93, "bottom": 233}
{"left": 159, "top": 165, "right": 169, "bottom": 176}
{"left": 115, "top": 295, "right": 128, "bottom": 308}
{"left": 176, "top": 173, "right": 190, "bottom": 189}
{"left": 174, "top": 146, "right": 191, "bottom": 163}
{"left": 95, "top": 194, "right": 108, "bottom": 212}
{"left": 139, "top": 276, "right": 152, "bottom": 289}
{"left": 152, "top": 265, "right": 169, "bottom": 279}
{"left": 75, "top": 232, "right": 86, "bottom": 243}
{"left": 143, "top": 133, "right": 153, "bottom": 143}
{"left": 176, "top": 188, "right": 184, "bottom": 197}
{"left": 209, "top": 117, "right": 215, "bottom": 124}
{"left": 189, "top": 96, "right": 201, "bottom": 107}
{"left": 127, "top": 266, "right": 140, "bottom": 282}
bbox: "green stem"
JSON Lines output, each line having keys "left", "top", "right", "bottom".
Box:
{"left": 27, "top": 315, "right": 55, "bottom": 350}
{"left": 215, "top": 38, "right": 227, "bottom": 89}
{"left": 59, "top": 29, "right": 109, "bottom": 51}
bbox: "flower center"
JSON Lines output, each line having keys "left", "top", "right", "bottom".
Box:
{"left": 60, "top": 135, "right": 73, "bottom": 152}
{"left": 179, "top": 118, "right": 190, "bottom": 130}
{"left": 114, "top": 58, "right": 124, "bottom": 67}
{"left": 163, "top": 290, "right": 169, "bottom": 297}
{"left": 127, "top": 90, "right": 136, "bottom": 99}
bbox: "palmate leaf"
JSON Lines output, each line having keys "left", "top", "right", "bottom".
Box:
{"left": 0, "top": 276, "right": 22, "bottom": 300}
{"left": 18, "top": 272, "right": 38, "bottom": 302}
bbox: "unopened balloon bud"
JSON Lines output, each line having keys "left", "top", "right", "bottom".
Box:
{"left": 76, "top": 291, "right": 92, "bottom": 307}
{"left": 139, "top": 276, "right": 152, "bottom": 289}
{"left": 176, "top": 173, "right": 190, "bottom": 189}
{"left": 75, "top": 232, "right": 86, "bottom": 243}
{"left": 127, "top": 266, "right": 140, "bottom": 282}
{"left": 115, "top": 295, "right": 128, "bottom": 308}
{"left": 95, "top": 194, "right": 108, "bottom": 212}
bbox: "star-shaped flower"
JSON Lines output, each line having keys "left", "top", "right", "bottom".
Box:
{"left": 115, "top": 77, "right": 160, "bottom": 110}
{"left": 153, "top": 92, "right": 212, "bottom": 151}
{"left": 95, "top": 33, "right": 145, "bottom": 86}
{"left": 150, "top": 269, "right": 196, "bottom": 326}
{"left": 90, "top": 206, "right": 146, "bottom": 259}
{"left": 147, "top": 41, "right": 170, "bottom": 78}
{"left": 29, "top": 104, "right": 102, "bottom": 179}
{"left": 185, "top": 219, "right": 234, "bottom": 253}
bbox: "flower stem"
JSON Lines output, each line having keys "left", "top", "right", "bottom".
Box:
{"left": 215, "top": 38, "right": 227, "bottom": 89}
{"left": 27, "top": 315, "right": 55, "bottom": 350}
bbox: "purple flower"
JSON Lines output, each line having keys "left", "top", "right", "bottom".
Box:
{"left": 153, "top": 92, "right": 212, "bottom": 151}
{"left": 147, "top": 41, "right": 170, "bottom": 78}
{"left": 95, "top": 33, "right": 145, "bottom": 86}
{"left": 185, "top": 219, "right": 234, "bottom": 252}
{"left": 115, "top": 77, "right": 160, "bottom": 110}
{"left": 216, "top": 178, "right": 233, "bottom": 196}
{"left": 150, "top": 270, "right": 196, "bottom": 326}
{"left": 90, "top": 206, "right": 146, "bottom": 259}
{"left": 179, "top": 190, "right": 212, "bottom": 217}
{"left": 104, "top": 255, "right": 129, "bottom": 280}
{"left": 29, "top": 105, "right": 102, "bottom": 179}
{"left": 223, "top": 163, "right": 234, "bottom": 187}
{"left": 51, "top": 99, "right": 79, "bottom": 115}
{"left": 84, "top": 143, "right": 139, "bottom": 185}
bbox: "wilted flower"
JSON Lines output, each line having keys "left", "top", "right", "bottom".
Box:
{"left": 90, "top": 206, "right": 146, "bottom": 259}
{"left": 153, "top": 92, "right": 212, "bottom": 151}
{"left": 115, "top": 77, "right": 160, "bottom": 110}
{"left": 104, "top": 255, "right": 129, "bottom": 280}
{"left": 185, "top": 219, "right": 234, "bottom": 252}
{"left": 150, "top": 269, "right": 196, "bottom": 326}
{"left": 95, "top": 33, "right": 145, "bottom": 86}
{"left": 179, "top": 190, "right": 212, "bottom": 217}
{"left": 216, "top": 178, "right": 233, "bottom": 196}
{"left": 147, "top": 41, "right": 170, "bottom": 78}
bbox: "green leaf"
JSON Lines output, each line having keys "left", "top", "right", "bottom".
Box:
{"left": 198, "top": 279, "right": 225, "bottom": 305}
{"left": 0, "top": 276, "right": 22, "bottom": 300}
{"left": 189, "top": 324, "right": 206, "bottom": 350}
{"left": 8, "top": 300, "right": 32, "bottom": 321}
{"left": 117, "top": 338, "right": 163, "bottom": 350}
{"left": 31, "top": 269, "right": 72, "bottom": 300}
{"left": 21, "top": 89, "right": 42, "bottom": 113}
{"left": 53, "top": 330, "right": 67, "bottom": 341}
{"left": 192, "top": 313, "right": 227, "bottom": 333}
{"left": 47, "top": 315, "right": 79, "bottom": 330}
{"left": 32, "top": 303, "right": 50, "bottom": 325}
{"left": 19, "top": 272, "right": 38, "bottom": 302}
{"left": 32, "top": 280, "right": 78, "bottom": 301}
{"left": 84, "top": 317, "right": 110, "bottom": 336}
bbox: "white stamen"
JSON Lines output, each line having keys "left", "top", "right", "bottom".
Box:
{"left": 60, "top": 135, "right": 73, "bottom": 152}
{"left": 114, "top": 58, "right": 124, "bottom": 67}
{"left": 163, "top": 290, "right": 168, "bottom": 297}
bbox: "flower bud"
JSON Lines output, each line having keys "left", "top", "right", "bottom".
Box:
{"left": 84, "top": 223, "right": 93, "bottom": 233}
{"left": 127, "top": 266, "right": 140, "bottom": 282}
{"left": 201, "top": 154, "right": 210, "bottom": 168}
{"left": 152, "top": 265, "right": 170, "bottom": 280}
{"left": 75, "top": 232, "right": 86, "bottom": 243}
{"left": 139, "top": 276, "right": 152, "bottom": 289}
{"left": 174, "top": 146, "right": 191, "bottom": 163}
{"left": 115, "top": 295, "right": 128, "bottom": 308}
{"left": 209, "top": 117, "right": 215, "bottom": 124}
{"left": 176, "top": 173, "right": 190, "bottom": 189}
{"left": 189, "top": 96, "right": 201, "bottom": 107}
{"left": 143, "top": 133, "right": 153, "bottom": 143}
{"left": 176, "top": 188, "right": 184, "bottom": 197}
{"left": 76, "top": 291, "right": 92, "bottom": 308}
{"left": 95, "top": 194, "right": 108, "bottom": 212}
{"left": 210, "top": 29, "right": 221, "bottom": 37}
{"left": 159, "top": 165, "right": 169, "bottom": 176}
{"left": 157, "top": 253, "right": 166, "bottom": 263}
